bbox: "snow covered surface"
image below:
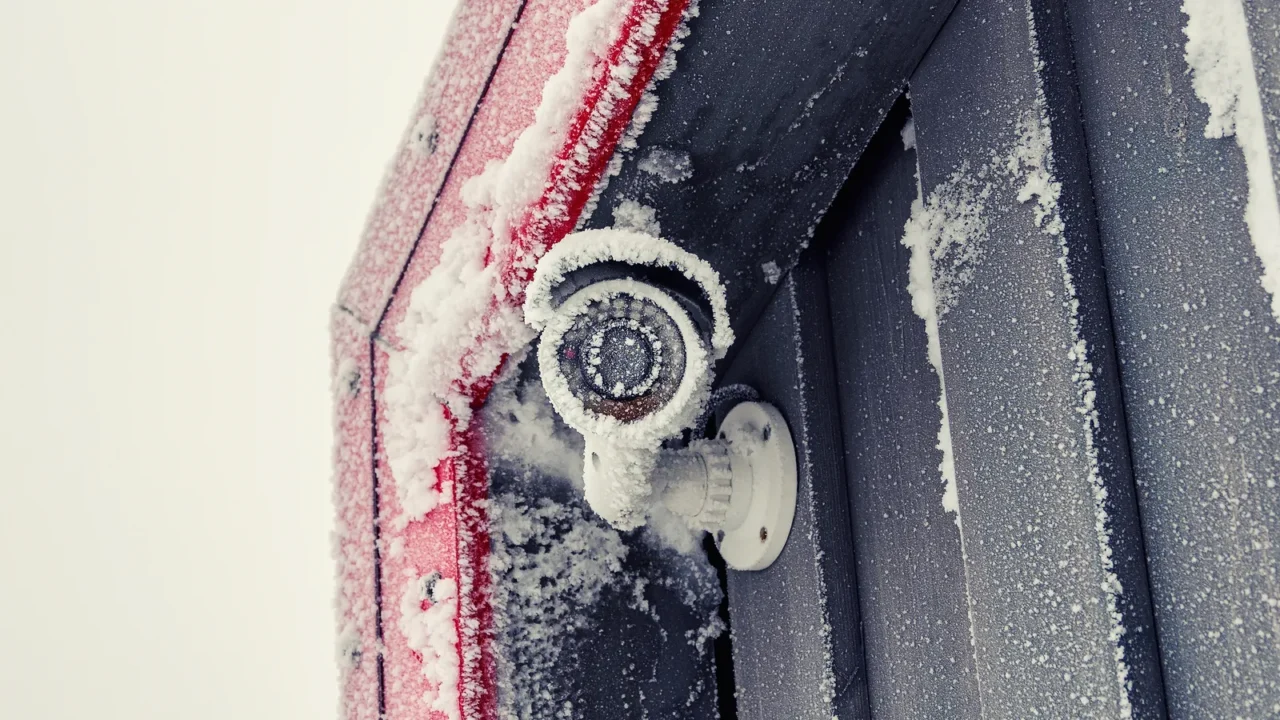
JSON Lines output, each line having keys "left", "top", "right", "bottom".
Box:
{"left": 339, "top": 0, "right": 528, "bottom": 325}
{"left": 1183, "top": 0, "right": 1280, "bottom": 323}
{"left": 347, "top": 0, "right": 698, "bottom": 716}
{"left": 895, "top": 0, "right": 1151, "bottom": 714}
{"left": 481, "top": 362, "right": 722, "bottom": 717}
{"left": 400, "top": 575, "right": 462, "bottom": 720}
{"left": 384, "top": 0, "right": 636, "bottom": 528}
{"left": 637, "top": 146, "right": 693, "bottom": 182}
{"left": 710, "top": 274, "right": 853, "bottom": 719}
{"left": 383, "top": 0, "right": 694, "bottom": 530}
{"left": 332, "top": 314, "right": 382, "bottom": 720}
{"left": 610, "top": 198, "right": 662, "bottom": 236}
{"left": 897, "top": 118, "right": 984, "bottom": 678}
{"left": 899, "top": 156, "right": 988, "bottom": 518}
{"left": 1014, "top": 15, "right": 1132, "bottom": 708}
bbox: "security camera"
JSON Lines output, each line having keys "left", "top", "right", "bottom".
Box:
{"left": 524, "top": 229, "right": 796, "bottom": 570}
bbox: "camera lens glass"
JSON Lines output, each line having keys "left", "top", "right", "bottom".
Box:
{"left": 554, "top": 289, "right": 687, "bottom": 422}
{"left": 584, "top": 319, "right": 661, "bottom": 399}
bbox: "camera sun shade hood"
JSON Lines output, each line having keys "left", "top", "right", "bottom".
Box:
{"left": 523, "top": 228, "right": 735, "bottom": 358}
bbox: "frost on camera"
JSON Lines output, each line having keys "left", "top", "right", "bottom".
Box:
{"left": 482, "top": 360, "right": 723, "bottom": 718}
{"left": 522, "top": 230, "right": 734, "bottom": 530}
{"left": 524, "top": 229, "right": 733, "bottom": 357}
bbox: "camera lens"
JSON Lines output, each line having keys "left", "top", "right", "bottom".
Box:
{"left": 553, "top": 288, "right": 687, "bottom": 423}
{"left": 584, "top": 319, "right": 662, "bottom": 399}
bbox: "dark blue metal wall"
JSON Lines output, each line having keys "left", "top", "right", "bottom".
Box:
{"left": 586, "top": 0, "right": 1280, "bottom": 717}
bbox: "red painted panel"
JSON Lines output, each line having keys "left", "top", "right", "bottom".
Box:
{"left": 337, "top": 0, "right": 525, "bottom": 327}
{"left": 331, "top": 310, "right": 380, "bottom": 720}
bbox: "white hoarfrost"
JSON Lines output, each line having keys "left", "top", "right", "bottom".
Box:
{"left": 525, "top": 228, "right": 733, "bottom": 354}
{"left": 899, "top": 157, "right": 990, "bottom": 518}
{"left": 487, "top": 493, "right": 630, "bottom": 718}
{"left": 579, "top": 0, "right": 699, "bottom": 226}
{"left": 637, "top": 146, "right": 693, "bottom": 182}
{"left": 1021, "top": 7, "right": 1131, "bottom": 712}
{"left": 898, "top": 118, "right": 988, "bottom": 678}
{"left": 1184, "top": 0, "right": 1280, "bottom": 322}
{"left": 611, "top": 198, "right": 662, "bottom": 236}
{"left": 483, "top": 353, "right": 586, "bottom": 487}
{"left": 399, "top": 575, "right": 461, "bottom": 720}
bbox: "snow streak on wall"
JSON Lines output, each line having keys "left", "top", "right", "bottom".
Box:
{"left": 1183, "top": 0, "right": 1280, "bottom": 323}
{"left": 899, "top": 0, "right": 1157, "bottom": 714}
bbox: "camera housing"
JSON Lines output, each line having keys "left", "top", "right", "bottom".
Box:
{"left": 525, "top": 230, "right": 733, "bottom": 529}
{"left": 524, "top": 229, "right": 795, "bottom": 571}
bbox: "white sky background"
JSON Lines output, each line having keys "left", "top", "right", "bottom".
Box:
{"left": 0, "top": 1, "right": 457, "bottom": 717}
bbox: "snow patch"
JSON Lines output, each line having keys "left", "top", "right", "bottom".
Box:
{"left": 481, "top": 364, "right": 722, "bottom": 715}
{"left": 638, "top": 146, "right": 693, "bottom": 182}
{"left": 644, "top": 500, "right": 701, "bottom": 554}
{"left": 399, "top": 574, "right": 461, "bottom": 720}
{"left": 484, "top": 362, "right": 586, "bottom": 488}
{"left": 611, "top": 198, "right": 662, "bottom": 236}
{"left": 580, "top": 1, "right": 700, "bottom": 227}
{"left": 900, "top": 116, "right": 917, "bottom": 151}
{"left": 899, "top": 157, "right": 990, "bottom": 519}
{"left": 761, "top": 260, "right": 781, "bottom": 285}
{"left": 1183, "top": 0, "right": 1280, "bottom": 322}
{"left": 384, "top": 377, "right": 457, "bottom": 525}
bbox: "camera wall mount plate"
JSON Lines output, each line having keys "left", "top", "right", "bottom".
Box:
{"left": 711, "top": 401, "right": 798, "bottom": 571}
